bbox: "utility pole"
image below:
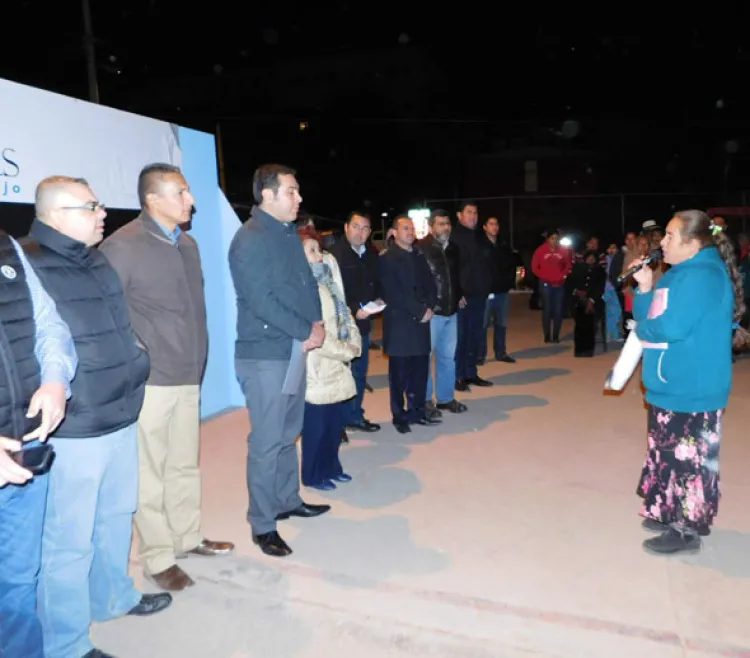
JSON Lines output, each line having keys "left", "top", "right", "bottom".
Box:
{"left": 216, "top": 122, "right": 227, "bottom": 192}
{"left": 82, "top": 0, "right": 100, "bottom": 103}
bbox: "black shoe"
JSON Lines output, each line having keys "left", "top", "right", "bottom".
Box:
{"left": 455, "top": 379, "right": 470, "bottom": 392}
{"left": 252, "top": 531, "right": 292, "bottom": 557}
{"left": 436, "top": 399, "right": 468, "bottom": 413}
{"left": 642, "top": 527, "right": 702, "bottom": 555}
{"left": 551, "top": 337, "right": 560, "bottom": 344}
{"left": 544, "top": 336, "right": 551, "bottom": 344}
{"left": 276, "top": 503, "right": 331, "bottom": 520}
{"left": 394, "top": 422, "right": 411, "bottom": 434}
{"left": 340, "top": 431, "right": 349, "bottom": 444}
{"left": 467, "top": 376, "right": 493, "bottom": 387}
{"left": 127, "top": 592, "right": 173, "bottom": 616}
{"left": 496, "top": 354, "right": 516, "bottom": 363}
{"left": 347, "top": 420, "right": 380, "bottom": 432}
{"left": 414, "top": 416, "right": 442, "bottom": 426}
{"left": 642, "top": 518, "right": 710, "bottom": 537}
{"left": 83, "top": 650, "right": 116, "bottom": 658}
{"left": 424, "top": 405, "right": 442, "bottom": 420}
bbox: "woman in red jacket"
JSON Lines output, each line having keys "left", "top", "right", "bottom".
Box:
{"left": 532, "top": 229, "right": 573, "bottom": 343}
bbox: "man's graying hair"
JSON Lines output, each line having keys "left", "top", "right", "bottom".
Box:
{"left": 35, "top": 175, "right": 90, "bottom": 219}
{"left": 429, "top": 209, "right": 450, "bottom": 227}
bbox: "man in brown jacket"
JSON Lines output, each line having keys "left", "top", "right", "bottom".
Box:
{"left": 100, "top": 163, "right": 233, "bottom": 591}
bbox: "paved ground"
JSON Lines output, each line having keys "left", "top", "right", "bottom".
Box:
{"left": 93, "top": 295, "right": 750, "bottom": 657}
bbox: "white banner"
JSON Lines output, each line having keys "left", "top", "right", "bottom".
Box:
{"left": 0, "top": 78, "right": 182, "bottom": 209}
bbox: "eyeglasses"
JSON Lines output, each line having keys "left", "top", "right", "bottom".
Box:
{"left": 59, "top": 201, "right": 106, "bottom": 212}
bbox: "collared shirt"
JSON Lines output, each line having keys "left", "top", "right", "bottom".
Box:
{"left": 154, "top": 220, "right": 182, "bottom": 245}
{"left": 11, "top": 237, "right": 78, "bottom": 397}
{"left": 350, "top": 243, "right": 366, "bottom": 257}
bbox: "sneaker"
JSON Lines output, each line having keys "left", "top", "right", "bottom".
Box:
{"left": 642, "top": 518, "right": 710, "bottom": 536}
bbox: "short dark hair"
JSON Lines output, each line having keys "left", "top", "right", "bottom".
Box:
{"left": 392, "top": 214, "right": 410, "bottom": 229}
{"left": 253, "top": 164, "right": 296, "bottom": 204}
{"left": 138, "top": 163, "right": 182, "bottom": 208}
{"left": 457, "top": 200, "right": 477, "bottom": 213}
{"left": 346, "top": 211, "right": 371, "bottom": 224}
{"left": 429, "top": 208, "right": 450, "bottom": 226}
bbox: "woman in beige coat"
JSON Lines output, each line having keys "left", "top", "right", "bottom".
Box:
{"left": 298, "top": 226, "right": 362, "bottom": 490}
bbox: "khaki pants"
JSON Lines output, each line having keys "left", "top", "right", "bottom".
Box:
{"left": 134, "top": 385, "right": 202, "bottom": 575}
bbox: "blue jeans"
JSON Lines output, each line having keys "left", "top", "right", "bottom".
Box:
{"left": 478, "top": 293, "right": 511, "bottom": 360}
{"left": 345, "top": 333, "right": 370, "bottom": 425}
{"left": 427, "top": 314, "right": 458, "bottom": 404}
{"left": 0, "top": 464, "right": 49, "bottom": 658}
{"left": 37, "top": 425, "right": 141, "bottom": 658}
{"left": 541, "top": 283, "right": 566, "bottom": 340}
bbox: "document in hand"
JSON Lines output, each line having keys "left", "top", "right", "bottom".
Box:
{"left": 361, "top": 301, "right": 386, "bottom": 315}
{"left": 281, "top": 339, "right": 307, "bottom": 395}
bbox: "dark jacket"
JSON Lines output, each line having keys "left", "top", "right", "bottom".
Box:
{"left": 417, "top": 234, "right": 461, "bottom": 316}
{"left": 608, "top": 250, "right": 625, "bottom": 289}
{"left": 450, "top": 223, "right": 492, "bottom": 299}
{"left": 483, "top": 235, "right": 516, "bottom": 294}
{"left": 0, "top": 231, "right": 41, "bottom": 439}
{"left": 379, "top": 243, "right": 437, "bottom": 357}
{"left": 99, "top": 213, "right": 208, "bottom": 386}
{"left": 229, "top": 206, "right": 322, "bottom": 360}
{"left": 22, "top": 219, "right": 150, "bottom": 438}
{"left": 328, "top": 237, "right": 381, "bottom": 336}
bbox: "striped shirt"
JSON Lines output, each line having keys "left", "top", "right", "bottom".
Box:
{"left": 10, "top": 237, "right": 78, "bottom": 397}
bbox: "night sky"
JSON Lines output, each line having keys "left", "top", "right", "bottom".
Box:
{"left": 4, "top": 4, "right": 750, "bottom": 243}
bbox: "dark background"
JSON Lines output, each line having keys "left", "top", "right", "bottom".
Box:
{"left": 3, "top": 4, "right": 750, "bottom": 250}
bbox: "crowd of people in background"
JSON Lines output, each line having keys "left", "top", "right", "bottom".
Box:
{"left": 2, "top": 160, "right": 749, "bottom": 656}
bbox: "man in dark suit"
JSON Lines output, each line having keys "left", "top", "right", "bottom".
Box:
{"left": 379, "top": 216, "right": 440, "bottom": 434}
{"left": 328, "top": 211, "right": 383, "bottom": 434}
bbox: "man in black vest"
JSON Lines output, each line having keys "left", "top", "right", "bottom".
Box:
{"left": 380, "top": 215, "right": 440, "bottom": 433}
{"left": 229, "top": 164, "right": 329, "bottom": 559}
{"left": 417, "top": 209, "right": 468, "bottom": 414}
{"left": 328, "top": 211, "right": 383, "bottom": 435}
{"left": 0, "top": 229, "right": 78, "bottom": 658}
{"left": 23, "top": 176, "right": 172, "bottom": 658}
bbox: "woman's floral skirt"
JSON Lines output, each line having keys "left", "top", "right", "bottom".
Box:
{"left": 637, "top": 406, "right": 722, "bottom": 532}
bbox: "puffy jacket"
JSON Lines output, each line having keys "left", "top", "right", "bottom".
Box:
{"left": 305, "top": 255, "right": 362, "bottom": 405}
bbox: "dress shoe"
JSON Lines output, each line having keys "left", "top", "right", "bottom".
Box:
{"left": 455, "top": 379, "right": 470, "bottom": 392}
{"left": 83, "top": 649, "right": 116, "bottom": 658}
{"left": 149, "top": 564, "right": 195, "bottom": 592}
{"left": 340, "top": 430, "right": 349, "bottom": 444}
{"left": 307, "top": 480, "right": 336, "bottom": 491}
{"left": 425, "top": 402, "right": 443, "bottom": 418}
{"left": 415, "top": 416, "right": 442, "bottom": 426}
{"left": 178, "top": 539, "right": 235, "bottom": 558}
{"left": 346, "top": 419, "right": 380, "bottom": 432}
{"left": 331, "top": 473, "right": 352, "bottom": 483}
{"left": 467, "top": 376, "right": 493, "bottom": 387}
{"left": 497, "top": 354, "right": 516, "bottom": 363}
{"left": 127, "top": 592, "right": 173, "bottom": 616}
{"left": 253, "top": 531, "right": 292, "bottom": 557}
{"left": 394, "top": 422, "right": 411, "bottom": 434}
{"left": 276, "top": 502, "right": 331, "bottom": 520}
{"left": 437, "top": 399, "right": 467, "bottom": 413}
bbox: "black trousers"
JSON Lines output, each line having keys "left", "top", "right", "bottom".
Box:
{"left": 388, "top": 355, "right": 430, "bottom": 425}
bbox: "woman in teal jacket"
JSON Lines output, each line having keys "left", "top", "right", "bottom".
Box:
{"left": 631, "top": 210, "right": 749, "bottom": 556}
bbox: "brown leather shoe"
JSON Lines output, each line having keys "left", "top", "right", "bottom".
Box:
{"left": 178, "top": 539, "right": 235, "bottom": 558}
{"left": 149, "top": 565, "right": 195, "bottom": 592}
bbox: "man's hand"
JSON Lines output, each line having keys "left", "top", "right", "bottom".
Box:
{"left": 458, "top": 297, "right": 467, "bottom": 309}
{"left": 631, "top": 257, "right": 654, "bottom": 292}
{"left": 23, "top": 382, "right": 66, "bottom": 443}
{"left": 356, "top": 308, "right": 370, "bottom": 320}
{"left": 420, "top": 308, "right": 434, "bottom": 323}
{"left": 0, "top": 438, "right": 32, "bottom": 487}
